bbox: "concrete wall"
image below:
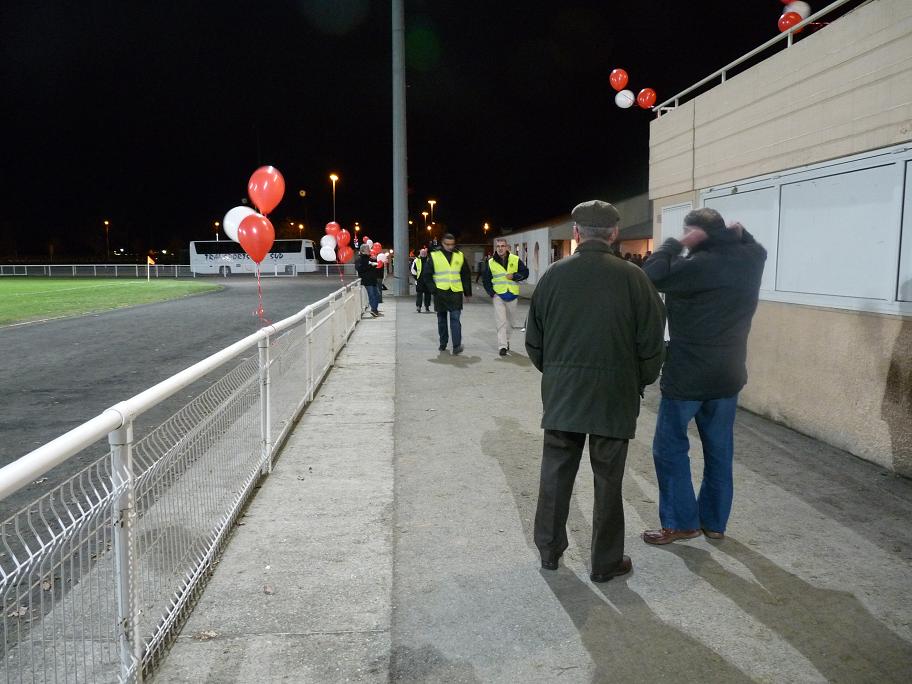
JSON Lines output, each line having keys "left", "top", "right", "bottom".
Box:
{"left": 743, "top": 301, "right": 911, "bottom": 475}
{"left": 648, "top": 0, "right": 912, "bottom": 475}
{"left": 650, "top": 0, "right": 912, "bottom": 197}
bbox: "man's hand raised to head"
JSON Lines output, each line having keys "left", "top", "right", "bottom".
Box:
{"left": 680, "top": 227, "right": 708, "bottom": 250}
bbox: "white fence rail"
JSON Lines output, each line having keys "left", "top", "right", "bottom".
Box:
{"left": 0, "top": 281, "right": 364, "bottom": 682}
{"left": 654, "top": 0, "right": 859, "bottom": 115}
{"left": 0, "top": 264, "right": 361, "bottom": 279}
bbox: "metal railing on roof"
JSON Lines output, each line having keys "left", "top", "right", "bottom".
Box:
{"left": 654, "top": 0, "right": 863, "bottom": 116}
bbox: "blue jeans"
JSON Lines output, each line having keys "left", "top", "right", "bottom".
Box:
{"left": 436, "top": 309, "right": 462, "bottom": 348}
{"left": 364, "top": 285, "right": 380, "bottom": 313}
{"left": 653, "top": 395, "right": 738, "bottom": 533}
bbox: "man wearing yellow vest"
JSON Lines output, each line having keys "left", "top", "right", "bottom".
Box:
{"left": 482, "top": 238, "right": 530, "bottom": 356}
{"left": 419, "top": 233, "right": 473, "bottom": 354}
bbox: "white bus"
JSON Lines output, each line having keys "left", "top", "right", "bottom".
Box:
{"left": 189, "top": 239, "right": 317, "bottom": 276}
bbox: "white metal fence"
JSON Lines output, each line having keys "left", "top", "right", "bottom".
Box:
{"left": 0, "top": 263, "right": 361, "bottom": 278}
{"left": 0, "top": 265, "right": 194, "bottom": 278}
{"left": 0, "top": 281, "right": 365, "bottom": 682}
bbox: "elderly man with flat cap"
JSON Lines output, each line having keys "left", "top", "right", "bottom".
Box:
{"left": 525, "top": 200, "right": 665, "bottom": 582}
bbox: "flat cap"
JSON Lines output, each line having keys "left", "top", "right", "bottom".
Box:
{"left": 571, "top": 200, "right": 621, "bottom": 228}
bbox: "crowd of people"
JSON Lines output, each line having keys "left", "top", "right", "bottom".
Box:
{"left": 359, "top": 201, "right": 766, "bottom": 582}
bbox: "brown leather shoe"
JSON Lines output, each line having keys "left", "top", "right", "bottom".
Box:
{"left": 702, "top": 528, "right": 725, "bottom": 540}
{"left": 642, "top": 528, "right": 701, "bottom": 545}
{"left": 590, "top": 555, "right": 632, "bottom": 583}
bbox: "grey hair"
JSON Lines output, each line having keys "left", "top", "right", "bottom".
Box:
{"left": 359, "top": 244, "right": 371, "bottom": 254}
{"left": 575, "top": 224, "right": 618, "bottom": 242}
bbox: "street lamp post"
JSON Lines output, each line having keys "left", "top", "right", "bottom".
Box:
{"left": 215, "top": 221, "right": 220, "bottom": 241}
{"left": 483, "top": 222, "right": 489, "bottom": 241}
{"left": 103, "top": 220, "right": 111, "bottom": 261}
{"left": 428, "top": 199, "right": 436, "bottom": 226}
{"left": 329, "top": 174, "right": 339, "bottom": 222}
{"left": 354, "top": 222, "right": 360, "bottom": 247}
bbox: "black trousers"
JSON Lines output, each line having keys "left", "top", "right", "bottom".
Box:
{"left": 534, "top": 429, "right": 628, "bottom": 573}
{"left": 415, "top": 290, "right": 431, "bottom": 309}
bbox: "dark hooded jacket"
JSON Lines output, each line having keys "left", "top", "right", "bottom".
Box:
{"left": 525, "top": 240, "right": 666, "bottom": 439}
{"left": 643, "top": 227, "right": 767, "bottom": 400}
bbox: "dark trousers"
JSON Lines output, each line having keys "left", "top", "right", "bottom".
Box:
{"left": 415, "top": 290, "right": 431, "bottom": 310}
{"left": 364, "top": 284, "right": 380, "bottom": 313}
{"left": 436, "top": 309, "right": 462, "bottom": 349}
{"left": 534, "top": 429, "right": 628, "bottom": 573}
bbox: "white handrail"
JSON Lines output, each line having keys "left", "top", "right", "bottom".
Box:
{"left": 653, "top": 0, "right": 860, "bottom": 114}
{"left": 0, "top": 283, "right": 357, "bottom": 500}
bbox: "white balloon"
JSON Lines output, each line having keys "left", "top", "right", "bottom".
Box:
{"left": 320, "top": 234, "right": 337, "bottom": 249}
{"left": 786, "top": 1, "right": 811, "bottom": 20}
{"left": 365, "top": 239, "right": 374, "bottom": 249}
{"left": 615, "top": 89, "right": 635, "bottom": 109}
{"left": 377, "top": 252, "right": 388, "bottom": 263}
{"left": 223, "top": 206, "right": 256, "bottom": 243}
{"left": 320, "top": 245, "right": 336, "bottom": 261}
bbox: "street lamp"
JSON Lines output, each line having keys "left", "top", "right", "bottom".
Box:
{"left": 329, "top": 174, "right": 339, "bottom": 222}
{"left": 103, "top": 220, "right": 111, "bottom": 261}
{"left": 214, "top": 221, "right": 220, "bottom": 241}
{"left": 298, "top": 223, "right": 304, "bottom": 238}
{"left": 428, "top": 199, "right": 437, "bottom": 226}
{"left": 483, "top": 222, "right": 489, "bottom": 240}
{"left": 354, "top": 222, "right": 360, "bottom": 246}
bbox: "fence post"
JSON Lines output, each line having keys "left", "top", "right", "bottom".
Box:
{"left": 110, "top": 421, "right": 141, "bottom": 682}
{"left": 258, "top": 335, "right": 273, "bottom": 474}
{"left": 306, "top": 309, "right": 315, "bottom": 402}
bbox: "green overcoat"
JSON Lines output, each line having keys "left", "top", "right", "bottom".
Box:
{"left": 525, "top": 241, "right": 666, "bottom": 439}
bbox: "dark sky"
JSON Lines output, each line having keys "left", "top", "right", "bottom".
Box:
{"left": 1, "top": 1, "right": 845, "bottom": 256}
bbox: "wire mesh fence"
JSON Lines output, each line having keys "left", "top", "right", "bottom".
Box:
{"left": 0, "top": 281, "right": 364, "bottom": 682}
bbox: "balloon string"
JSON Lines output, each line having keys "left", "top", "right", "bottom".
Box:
{"left": 255, "top": 265, "right": 272, "bottom": 328}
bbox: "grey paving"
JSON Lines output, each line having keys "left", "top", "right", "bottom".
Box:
{"left": 156, "top": 289, "right": 912, "bottom": 683}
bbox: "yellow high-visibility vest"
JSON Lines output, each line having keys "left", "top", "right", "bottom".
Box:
{"left": 414, "top": 257, "right": 422, "bottom": 278}
{"left": 488, "top": 254, "right": 520, "bottom": 296}
{"left": 430, "top": 250, "right": 464, "bottom": 292}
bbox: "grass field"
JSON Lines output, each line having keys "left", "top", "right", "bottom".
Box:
{"left": 0, "top": 278, "right": 222, "bottom": 325}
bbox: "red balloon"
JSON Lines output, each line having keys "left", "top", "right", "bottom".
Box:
{"left": 237, "top": 214, "right": 275, "bottom": 264}
{"left": 609, "top": 68, "right": 628, "bottom": 92}
{"left": 337, "top": 245, "right": 354, "bottom": 263}
{"left": 325, "top": 221, "right": 341, "bottom": 237}
{"left": 778, "top": 11, "right": 802, "bottom": 32}
{"left": 636, "top": 88, "right": 657, "bottom": 109}
{"left": 371, "top": 244, "right": 382, "bottom": 256}
{"left": 247, "top": 166, "right": 285, "bottom": 215}
{"left": 336, "top": 228, "right": 351, "bottom": 246}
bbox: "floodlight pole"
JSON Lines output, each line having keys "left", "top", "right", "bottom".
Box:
{"left": 392, "top": 0, "right": 409, "bottom": 295}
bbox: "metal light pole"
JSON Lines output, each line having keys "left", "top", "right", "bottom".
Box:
{"left": 215, "top": 221, "right": 220, "bottom": 241}
{"left": 329, "top": 174, "right": 339, "bottom": 222}
{"left": 428, "top": 199, "right": 436, "bottom": 226}
{"left": 392, "top": 0, "right": 409, "bottom": 294}
{"left": 104, "top": 220, "right": 111, "bottom": 261}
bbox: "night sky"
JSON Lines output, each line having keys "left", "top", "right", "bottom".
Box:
{"left": 1, "top": 1, "right": 855, "bottom": 258}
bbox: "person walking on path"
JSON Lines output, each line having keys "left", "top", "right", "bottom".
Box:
{"left": 411, "top": 247, "right": 432, "bottom": 313}
{"left": 355, "top": 244, "right": 382, "bottom": 318}
{"left": 482, "top": 238, "right": 529, "bottom": 356}
{"left": 419, "top": 233, "right": 473, "bottom": 354}
{"left": 525, "top": 200, "right": 665, "bottom": 582}
{"left": 641, "top": 208, "right": 766, "bottom": 545}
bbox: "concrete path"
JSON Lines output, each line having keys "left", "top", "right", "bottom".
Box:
{"left": 156, "top": 292, "right": 912, "bottom": 683}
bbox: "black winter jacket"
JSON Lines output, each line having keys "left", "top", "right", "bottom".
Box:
{"left": 643, "top": 228, "right": 766, "bottom": 400}
{"left": 355, "top": 254, "right": 379, "bottom": 286}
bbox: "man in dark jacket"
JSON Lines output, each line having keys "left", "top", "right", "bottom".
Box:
{"left": 641, "top": 207, "right": 766, "bottom": 545}
{"left": 525, "top": 200, "right": 665, "bottom": 582}
{"left": 419, "top": 233, "right": 473, "bottom": 354}
{"left": 355, "top": 244, "right": 382, "bottom": 318}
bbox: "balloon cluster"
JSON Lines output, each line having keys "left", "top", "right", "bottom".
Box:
{"left": 609, "top": 68, "right": 656, "bottom": 110}
{"left": 319, "top": 222, "right": 354, "bottom": 264}
{"left": 778, "top": 1, "right": 811, "bottom": 32}
{"left": 222, "top": 166, "right": 285, "bottom": 263}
